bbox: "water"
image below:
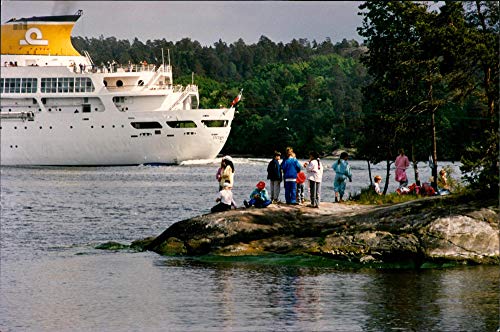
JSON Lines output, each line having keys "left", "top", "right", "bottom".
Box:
{"left": 1, "top": 159, "right": 498, "bottom": 331}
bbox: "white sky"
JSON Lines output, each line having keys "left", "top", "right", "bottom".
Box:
{"left": 1, "top": 1, "right": 364, "bottom": 46}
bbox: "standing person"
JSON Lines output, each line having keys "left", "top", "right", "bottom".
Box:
{"left": 211, "top": 182, "right": 237, "bottom": 213}
{"left": 304, "top": 151, "right": 323, "bottom": 208}
{"left": 244, "top": 181, "right": 272, "bottom": 208}
{"left": 395, "top": 148, "right": 410, "bottom": 188}
{"left": 332, "top": 152, "right": 352, "bottom": 202}
{"left": 296, "top": 171, "right": 306, "bottom": 204}
{"left": 219, "top": 156, "right": 235, "bottom": 190}
{"left": 374, "top": 175, "right": 383, "bottom": 195}
{"left": 267, "top": 151, "right": 282, "bottom": 203}
{"left": 280, "top": 147, "right": 302, "bottom": 204}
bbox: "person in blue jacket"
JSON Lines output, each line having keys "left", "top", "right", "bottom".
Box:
{"left": 244, "top": 181, "right": 272, "bottom": 208}
{"left": 280, "top": 147, "right": 302, "bottom": 204}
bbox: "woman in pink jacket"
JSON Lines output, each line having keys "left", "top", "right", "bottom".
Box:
{"left": 395, "top": 148, "right": 410, "bottom": 188}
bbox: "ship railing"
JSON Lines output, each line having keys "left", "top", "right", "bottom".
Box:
{"left": 170, "top": 84, "right": 198, "bottom": 93}
{"left": 166, "top": 85, "right": 198, "bottom": 111}
{"left": 0, "top": 111, "right": 35, "bottom": 121}
{"left": 80, "top": 63, "right": 171, "bottom": 74}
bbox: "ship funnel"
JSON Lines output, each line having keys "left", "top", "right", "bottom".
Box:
{"left": 1, "top": 13, "right": 82, "bottom": 56}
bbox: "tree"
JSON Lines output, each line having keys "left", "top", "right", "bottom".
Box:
{"left": 357, "top": 1, "right": 498, "bottom": 195}
{"left": 357, "top": 1, "right": 433, "bottom": 191}
{"left": 459, "top": 1, "right": 499, "bottom": 194}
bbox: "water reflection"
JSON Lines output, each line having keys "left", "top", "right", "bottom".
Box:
{"left": 155, "top": 258, "right": 499, "bottom": 332}
{"left": 361, "top": 267, "right": 500, "bottom": 331}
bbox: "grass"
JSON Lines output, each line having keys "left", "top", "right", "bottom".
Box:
{"left": 352, "top": 186, "right": 420, "bottom": 205}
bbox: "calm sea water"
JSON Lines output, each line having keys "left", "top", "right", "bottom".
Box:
{"left": 1, "top": 159, "right": 498, "bottom": 332}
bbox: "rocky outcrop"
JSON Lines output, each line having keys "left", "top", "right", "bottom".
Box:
{"left": 132, "top": 194, "right": 499, "bottom": 267}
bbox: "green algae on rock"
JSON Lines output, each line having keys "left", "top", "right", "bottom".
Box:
{"left": 95, "top": 241, "right": 130, "bottom": 250}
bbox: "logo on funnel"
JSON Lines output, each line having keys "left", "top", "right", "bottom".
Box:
{"left": 20, "top": 28, "right": 48, "bottom": 46}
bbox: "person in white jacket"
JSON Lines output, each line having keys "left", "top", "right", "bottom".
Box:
{"left": 304, "top": 151, "right": 323, "bottom": 208}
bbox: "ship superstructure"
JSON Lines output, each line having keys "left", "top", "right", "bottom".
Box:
{"left": 0, "top": 11, "right": 235, "bottom": 165}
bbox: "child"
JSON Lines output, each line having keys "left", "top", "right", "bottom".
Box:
{"left": 374, "top": 175, "right": 382, "bottom": 195}
{"left": 437, "top": 169, "right": 451, "bottom": 195}
{"left": 211, "top": 182, "right": 237, "bottom": 213}
{"left": 296, "top": 171, "right": 306, "bottom": 204}
{"left": 244, "top": 181, "right": 272, "bottom": 208}
{"left": 304, "top": 151, "right": 323, "bottom": 208}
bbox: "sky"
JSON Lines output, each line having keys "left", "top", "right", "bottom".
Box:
{"left": 1, "top": 1, "right": 364, "bottom": 46}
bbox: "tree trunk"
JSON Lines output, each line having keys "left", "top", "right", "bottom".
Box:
{"left": 383, "top": 159, "right": 391, "bottom": 195}
{"left": 428, "top": 80, "right": 438, "bottom": 191}
{"left": 411, "top": 144, "right": 420, "bottom": 186}
{"left": 474, "top": 1, "right": 496, "bottom": 121}
{"left": 431, "top": 108, "right": 438, "bottom": 191}
{"left": 367, "top": 160, "right": 373, "bottom": 187}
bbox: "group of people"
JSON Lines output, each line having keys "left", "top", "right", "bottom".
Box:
{"left": 373, "top": 148, "right": 452, "bottom": 196}
{"left": 210, "top": 148, "right": 355, "bottom": 213}
{"left": 265, "top": 147, "right": 327, "bottom": 208}
{"left": 211, "top": 147, "right": 454, "bottom": 213}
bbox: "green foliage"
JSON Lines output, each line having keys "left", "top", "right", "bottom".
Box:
{"left": 460, "top": 128, "right": 499, "bottom": 194}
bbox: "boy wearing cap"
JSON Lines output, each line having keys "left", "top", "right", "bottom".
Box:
{"left": 244, "top": 181, "right": 272, "bottom": 208}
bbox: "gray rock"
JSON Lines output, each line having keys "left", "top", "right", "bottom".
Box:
{"left": 134, "top": 194, "right": 499, "bottom": 267}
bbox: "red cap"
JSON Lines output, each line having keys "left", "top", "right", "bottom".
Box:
{"left": 296, "top": 172, "right": 306, "bottom": 183}
{"left": 256, "top": 181, "right": 266, "bottom": 190}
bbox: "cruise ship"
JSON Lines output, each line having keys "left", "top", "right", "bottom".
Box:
{"left": 0, "top": 11, "right": 236, "bottom": 166}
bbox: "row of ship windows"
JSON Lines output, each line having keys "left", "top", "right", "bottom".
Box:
{"left": 1, "top": 125, "right": 126, "bottom": 130}
{"left": 0, "top": 120, "right": 228, "bottom": 130}
{"left": 7, "top": 131, "right": 170, "bottom": 148}
{"left": 6, "top": 132, "right": 198, "bottom": 148}
{"left": 1, "top": 107, "right": 97, "bottom": 113}
{"left": 0, "top": 77, "right": 95, "bottom": 93}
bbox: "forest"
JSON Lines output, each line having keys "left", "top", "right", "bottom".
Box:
{"left": 71, "top": 1, "right": 498, "bottom": 195}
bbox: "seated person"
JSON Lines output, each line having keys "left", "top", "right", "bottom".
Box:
{"left": 437, "top": 169, "right": 451, "bottom": 195}
{"left": 374, "top": 175, "right": 382, "bottom": 195}
{"left": 244, "top": 181, "right": 272, "bottom": 208}
{"left": 419, "top": 177, "right": 436, "bottom": 196}
{"left": 211, "top": 182, "right": 237, "bottom": 213}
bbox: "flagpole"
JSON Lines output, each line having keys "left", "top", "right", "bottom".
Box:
{"left": 224, "top": 89, "right": 243, "bottom": 115}
{"left": 229, "top": 88, "right": 243, "bottom": 110}
{"left": 161, "top": 49, "right": 165, "bottom": 71}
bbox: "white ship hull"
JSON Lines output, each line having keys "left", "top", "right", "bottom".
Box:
{"left": 0, "top": 12, "right": 236, "bottom": 166}
{"left": 1, "top": 108, "right": 234, "bottom": 166}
